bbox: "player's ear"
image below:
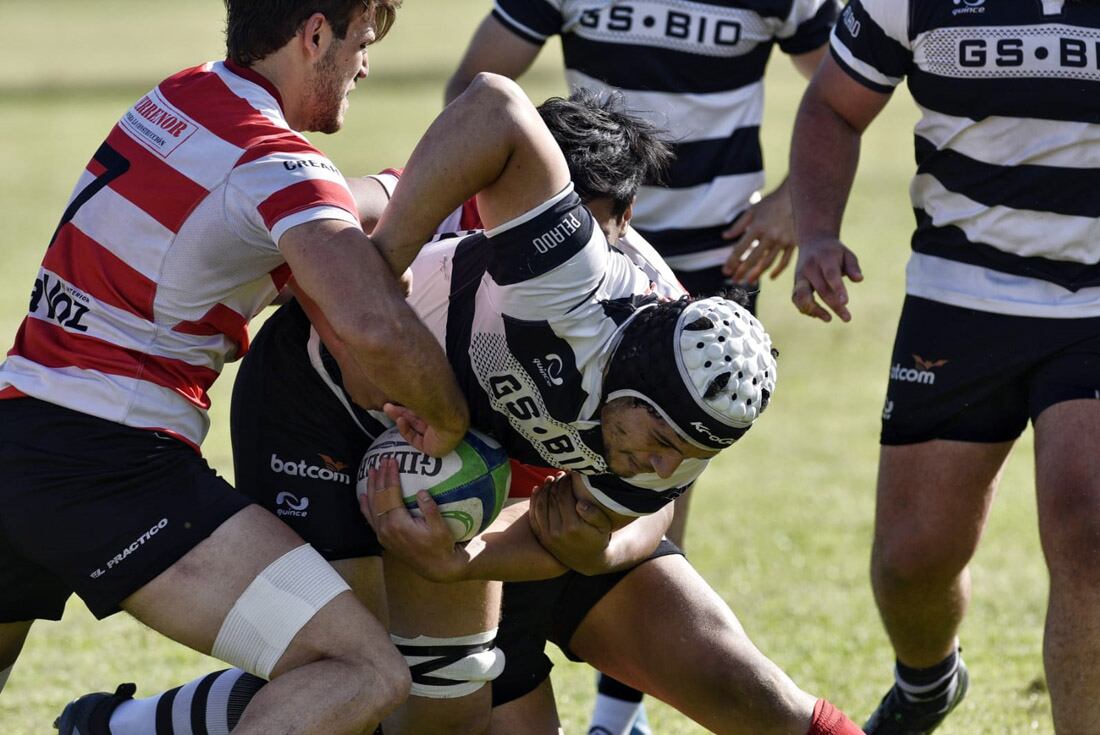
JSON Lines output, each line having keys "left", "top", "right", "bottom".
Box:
{"left": 620, "top": 199, "right": 634, "bottom": 228}
{"left": 299, "top": 13, "right": 331, "bottom": 60}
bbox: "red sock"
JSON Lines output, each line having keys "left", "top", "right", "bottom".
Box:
{"left": 806, "top": 699, "right": 865, "bottom": 735}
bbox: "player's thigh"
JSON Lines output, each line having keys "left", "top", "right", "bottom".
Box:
{"left": 490, "top": 678, "right": 562, "bottom": 735}
{"left": 569, "top": 554, "right": 789, "bottom": 705}
{"left": 123, "top": 505, "right": 340, "bottom": 654}
{"left": 1035, "top": 402, "right": 1100, "bottom": 570}
{"left": 332, "top": 555, "right": 388, "bottom": 626}
{"left": 874, "top": 440, "right": 1012, "bottom": 571}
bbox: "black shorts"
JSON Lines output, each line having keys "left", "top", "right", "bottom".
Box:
{"left": 231, "top": 301, "right": 383, "bottom": 560}
{"left": 0, "top": 398, "right": 252, "bottom": 621}
{"left": 492, "top": 538, "right": 683, "bottom": 707}
{"left": 881, "top": 296, "right": 1100, "bottom": 445}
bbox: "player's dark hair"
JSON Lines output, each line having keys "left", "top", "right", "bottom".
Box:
{"left": 537, "top": 90, "right": 673, "bottom": 217}
{"left": 224, "top": 0, "right": 399, "bottom": 66}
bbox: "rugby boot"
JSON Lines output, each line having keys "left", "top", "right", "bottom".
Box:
{"left": 54, "top": 682, "right": 136, "bottom": 735}
{"left": 863, "top": 662, "right": 968, "bottom": 735}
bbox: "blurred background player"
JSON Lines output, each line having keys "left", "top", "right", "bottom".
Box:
{"left": 790, "top": 0, "right": 1100, "bottom": 732}
{"left": 444, "top": 3, "right": 839, "bottom": 730}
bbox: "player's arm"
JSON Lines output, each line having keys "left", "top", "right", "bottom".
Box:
{"left": 789, "top": 54, "right": 890, "bottom": 322}
{"left": 370, "top": 73, "right": 570, "bottom": 275}
{"left": 279, "top": 220, "right": 468, "bottom": 454}
{"left": 362, "top": 459, "right": 568, "bottom": 582}
{"left": 528, "top": 473, "right": 673, "bottom": 575}
{"left": 444, "top": 14, "right": 542, "bottom": 105}
{"left": 723, "top": 40, "right": 829, "bottom": 284}
{"left": 345, "top": 175, "right": 391, "bottom": 233}
{"left": 791, "top": 43, "right": 828, "bottom": 80}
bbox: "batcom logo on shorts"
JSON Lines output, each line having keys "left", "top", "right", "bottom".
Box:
{"left": 890, "top": 354, "right": 948, "bottom": 385}
{"left": 270, "top": 453, "right": 351, "bottom": 484}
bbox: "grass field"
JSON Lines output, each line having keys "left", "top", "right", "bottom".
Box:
{"left": 0, "top": 1, "right": 1054, "bottom": 733}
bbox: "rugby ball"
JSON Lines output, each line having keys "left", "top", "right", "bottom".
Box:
{"left": 358, "top": 427, "right": 510, "bottom": 542}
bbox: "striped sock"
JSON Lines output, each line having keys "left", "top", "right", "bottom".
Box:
{"left": 894, "top": 649, "right": 962, "bottom": 712}
{"left": 588, "top": 674, "right": 646, "bottom": 735}
{"left": 108, "top": 669, "right": 265, "bottom": 734}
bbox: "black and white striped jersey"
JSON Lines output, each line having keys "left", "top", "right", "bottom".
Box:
{"left": 492, "top": 0, "right": 838, "bottom": 272}
{"left": 400, "top": 185, "right": 700, "bottom": 516}
{"left": 833, "top": 0, "right": 1100, "bottom": 318}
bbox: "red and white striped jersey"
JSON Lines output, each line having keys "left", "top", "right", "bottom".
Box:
{"left": 0, "top": 61, "right": 361, "bottom": 450}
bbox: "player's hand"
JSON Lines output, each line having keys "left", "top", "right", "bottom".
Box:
{"left": 383, "top": 402, "right": 464, "bottom": 457}
{"left": 791, "top": 235, "right": 863, "bottom": 322}
{"left": 722, "top": 185, "right": 796, "bottom": 284}
{"left": 528, "top": 474, "right": 614, "bottom": 575}
{"left": 360, "top": 457, "right": 467, "bottom": 583}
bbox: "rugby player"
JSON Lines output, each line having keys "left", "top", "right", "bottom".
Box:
{"left": 0, "top": 2, "right": 481, "bottom": 734}
{"left": 62, "top": 85, "right": 864, "bottom": 735}
{"left": 789, "top": 1, "right": 1100, "bottom": 732}
{"left": 445, "top": 4, "right": 839, "bottom": 726}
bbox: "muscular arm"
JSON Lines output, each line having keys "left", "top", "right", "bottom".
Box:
{"left": 345, "top": 175, "right": 391, "bottom": 234}
{"left": 444, "top": 14, "right": 542, "bottom": 105}
{"left": 279, "top": 220, "right": 468, "bottom": 451}
{"left": 370, "top": 73, "right": 570, "bottom": 275}
{"left": 789, "top": 55, "right": 891, "bottom": 321}
{"left": 790, "top": 43, "right": 828, "bottom": 80}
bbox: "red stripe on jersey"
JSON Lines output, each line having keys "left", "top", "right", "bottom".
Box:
{"left": 157, "top": 65, "right": 287, "bottom": 152}
{"left": 270, "top": 263, "right": 292, "bottom": 291}
{"left": 257, "top": 179, "right": 358, "bottom": 234}
{"left": 44, "top": 224, "right": 157, "bottom": 321}
{"left": 173, "top": 303, "right": 250, "bottom": 359}
{"left": 106, "top": 126, "right": 209, "bottom": 233}
{"left": 508, "top": 460, "right": 560, "bottom": 499}
{"left": 379, "top": 167, "right": 404, "bottom": 178}
{"left": 460, "top": 198, "right": 483, "bottom": 230}
{"left": 0, "top": 387, "right": 26, "bottom": 400}
{"left": 235, "top": 135, "right": 322, "bottom": 167}
{"left": 12, "top": 318, "right": 218, "bottom": 409}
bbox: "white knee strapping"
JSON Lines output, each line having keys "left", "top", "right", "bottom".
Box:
{"left": 212, "top": 544, "right": 350, "bottom": 679}
{"left": 0, "top": 664, "right": 11, "bottom": 694}
{"left": 391, "top": 629, "right": 506, "bottom": 699}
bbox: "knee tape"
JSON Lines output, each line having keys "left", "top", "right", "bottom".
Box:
{"left": 0, "top": 665, "right": 10, "bottom": 694}
{"left": 212, "top": 544, "right": 350, "bottom": 678}
{"left": 391, "top": 629, "right": 506, "bottom": 699}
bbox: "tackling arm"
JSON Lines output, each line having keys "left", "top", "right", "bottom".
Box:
{"left": 279, "top": 220, "right": 469, "bottom": 454}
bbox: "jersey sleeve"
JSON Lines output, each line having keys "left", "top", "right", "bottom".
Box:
{"left": 581, "top": 458, "right": 708, "bottom": 516}
{"left": 777, "top": 0, "right": 841, "bottom": 55}
{"left": 225, "top": 135, "right": 361, "bottom": 251}
{"left": 492, "top": 0, "right": 563, "bottom": 45}
{"left": 483, "top": 185, "right": 610, "bottom": 321}
{"left": 830, "top": 0, "right": 912, "bottom": 93}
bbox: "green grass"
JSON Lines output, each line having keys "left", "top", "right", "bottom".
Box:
{"left": 0, "top": 1, "right": 1052, "bottom": 733}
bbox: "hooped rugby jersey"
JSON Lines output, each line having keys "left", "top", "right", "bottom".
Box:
{"left": 492, "top": 0, "right": 839, "bottom": 271}
{"left": 0, "top": 61, "right": 361, "bottom": 449}
{"left": 312, "top": 181, "right": 696, "bottom": 516}
{"left": 833, "top": 0, "right": 1100, "bottom": 317}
